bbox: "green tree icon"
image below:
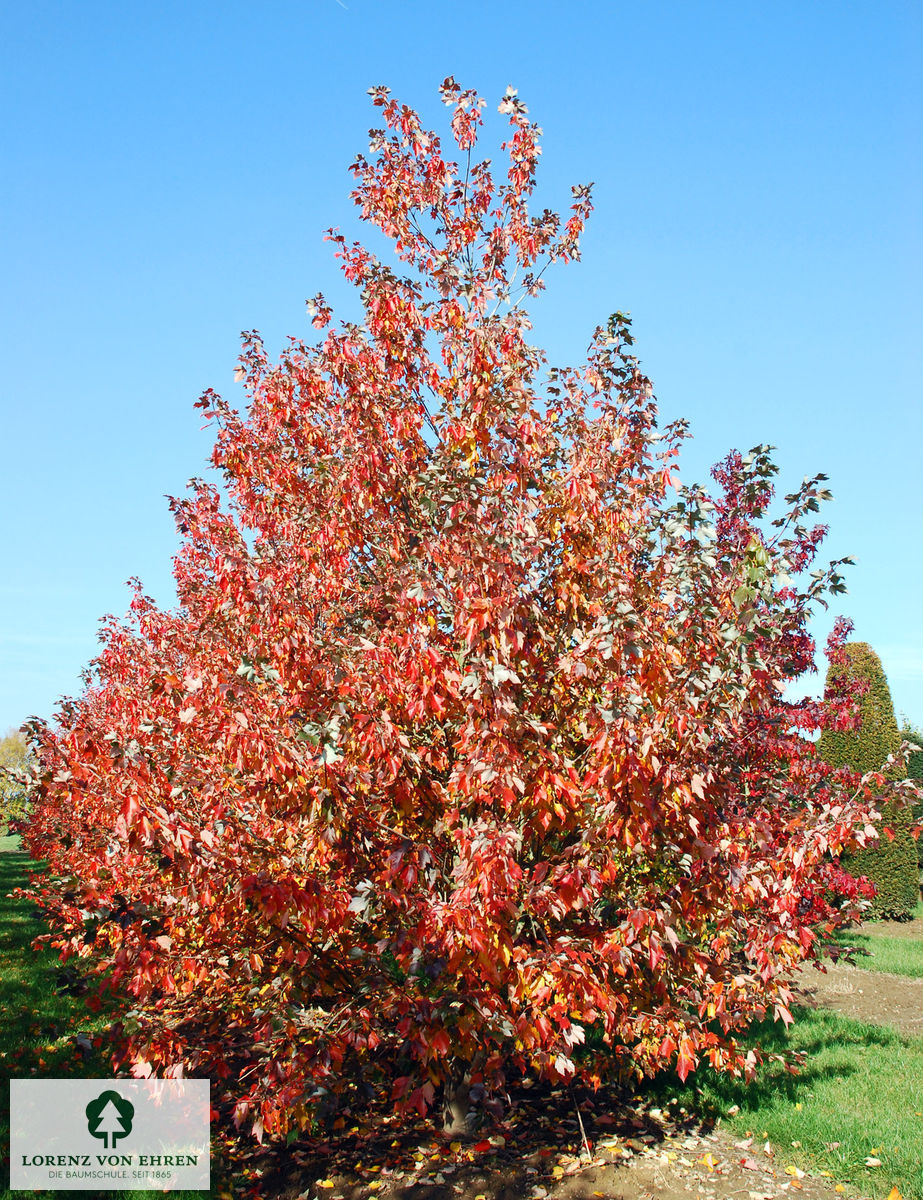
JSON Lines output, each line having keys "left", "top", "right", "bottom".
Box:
{"left": 86, "top": 1090, "right": 135, "bottom": 1149}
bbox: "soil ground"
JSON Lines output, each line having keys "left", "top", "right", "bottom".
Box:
{"left": 796, "top": 958, "right": 923, "bottom": 1038}
{"left": 793, "top": 916, "right": 923, "bottom": 1037}
{"left": 265, "top": 1103, "right": 851, "bottom": 1200}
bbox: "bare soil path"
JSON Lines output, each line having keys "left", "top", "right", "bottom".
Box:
{"left": 796, "top": 959, "right": 923, "bottom": 1037}
{"left": 793, "top": 917, "right": 923, "bottom": 1037}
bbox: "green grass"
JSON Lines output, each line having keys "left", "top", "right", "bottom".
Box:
{"left": 830, "top": 902, "right": 923, "bottom": 977}
{"left": 833, "top": 930, "right": 923, "bottom": 977}
{"left": 657, "top": 1006, "right": 923, "bottom": 1199}
{"left": 0, "top": 838, "right": 214, "bottom": 1199}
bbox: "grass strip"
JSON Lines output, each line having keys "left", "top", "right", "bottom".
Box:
{"left": 658, "top": 1005, "right": 923, "bottom": 1199}
{"left": 833, "top": 931, "right": 923, "bottom": 978}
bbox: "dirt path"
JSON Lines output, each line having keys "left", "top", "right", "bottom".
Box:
{"left": 792, "top": 917, "right": 923, "bottom": 1037}
{"left": 286, "top": 1116, "right": 857, "bottom": 1200}
{"left": 861, "top": 916, "right": 923, "bottom": 941}
{"left": 796, "top": 959, "right": 923, "bottom": 1037}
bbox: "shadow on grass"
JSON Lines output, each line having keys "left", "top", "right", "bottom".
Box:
{"left": 0, "top": 848, "right": 68, "bottom": 1057}
{"left": 647, "top": 1004, "right": 901, "bottom": 1117}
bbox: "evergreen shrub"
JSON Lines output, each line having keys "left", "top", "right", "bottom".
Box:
{"left": 819, "top": 644, "right": 919, "bottom": 919}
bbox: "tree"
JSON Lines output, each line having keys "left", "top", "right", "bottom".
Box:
{"left": 900, "top": 718, "right": 923, "bottom": 870}
{"left": 819, "top": 644, "right": 919, "bottom": 919}
{"left": 899, "top": 718, "right": 923, "bottom": 783}
{"left": 0, "top": 727, "right": 31, "bottom": 835}
{"left": 23, "top": 80, "right": 896, "bottom": 1142}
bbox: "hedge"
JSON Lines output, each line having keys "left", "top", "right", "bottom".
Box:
{"left": 819, "top": 643, "right": 919, "bottom": 920}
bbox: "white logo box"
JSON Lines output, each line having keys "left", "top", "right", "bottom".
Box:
{"left": 10, "top": 1079, "right": 210, "bottom": 1191}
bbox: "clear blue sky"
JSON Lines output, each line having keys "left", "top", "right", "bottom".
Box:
{"left": 1, "top": 1, "right": 921, "bottom": 733}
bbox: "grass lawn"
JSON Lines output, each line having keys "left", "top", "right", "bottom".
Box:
{"left": 658, "top": 1005, "right": 923, "bottom": 1199}
{"left": 830, "top": 902, "right": 923, "bottom": 978}
{"left": 0, "top": 836, "right": 211, "bottom": 1200}
{"left": 833, "top": 931, "right": 923, "bottom": 978}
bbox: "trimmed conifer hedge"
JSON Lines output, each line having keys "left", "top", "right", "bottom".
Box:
{"left": 819, "top": 643, "right": 919, "bottom": 920}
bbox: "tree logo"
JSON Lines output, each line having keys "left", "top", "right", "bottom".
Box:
{"left": 85, "top": 1090, "right": 135, "bottom": 1149}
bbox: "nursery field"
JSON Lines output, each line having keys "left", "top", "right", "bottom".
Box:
{"left": 2, "top": 836, "right": 923, "bottom": 1200}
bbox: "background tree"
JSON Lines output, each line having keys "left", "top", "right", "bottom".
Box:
{"left": 23, "top": 81, "right": 893, "bottom": 1142}
{"left": 819, "top": 644, "right": 919, "bottom": 918}
{"left": 898, "top": 717, "right": 923, "bottom": 870}
{"left": 0, "top": 727, "right": 31, "bottom": 835}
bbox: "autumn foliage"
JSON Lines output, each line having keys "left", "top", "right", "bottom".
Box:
{"left": 23, "top": 81, "right": 901, "bottom": 1141}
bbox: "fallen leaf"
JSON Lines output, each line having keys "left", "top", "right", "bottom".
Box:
{"left": 785, "top": 1166, "right": 806, "bottom": 1179}
{"left": 887, "top": 1189, "right": 902, "bottom": 1200}
{"left": 318, "top": 1183, "right": 335, "bottom": 1191}
{"left": 741, "top": 1157, "right": 761, "bottom": 1170}
{"left": 865, "top": 1157, "right": 882, "bottom": 1168}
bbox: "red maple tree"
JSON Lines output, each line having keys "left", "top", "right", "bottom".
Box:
{"left": 24, "top": 80, "right": 894, "bottom": 1141}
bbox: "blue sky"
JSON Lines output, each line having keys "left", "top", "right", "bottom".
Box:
{"left": 1, "top": 1, "right": 920, "bottom": 732}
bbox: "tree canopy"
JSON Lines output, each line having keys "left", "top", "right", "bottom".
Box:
{"left": 0, "top": 727, "right": 31, "bottom": 834}
{"left": 23, "top": 81, "right": 897, "bottom": 1142}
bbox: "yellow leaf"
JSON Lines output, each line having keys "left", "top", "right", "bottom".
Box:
{"left": 367, "top": 1184, "right": 381, "bottom": 1192}
{"left": 700, "top": 1152, "right": 718, "bottom": 1170}
{"left": 318, "top": 1183, "right": 335, "bottom": 1190}
{"left": 449, "top": 1142, "right": 462, "bottom": 1153}
{"left": 786, "top": 1166, "right": 806, "bottom": 1179}
{"left": 887, "top": 1189, "right": 903, "bottom": 1200}
{"left": 836, "top": 1188, "right": 846, "bottom": 1194}
{"left": 552, "top": 1166, "right": 564, "bottom": 1178}
{"left": 794, "top": 1101, "right": 802, "bottom": 1110}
